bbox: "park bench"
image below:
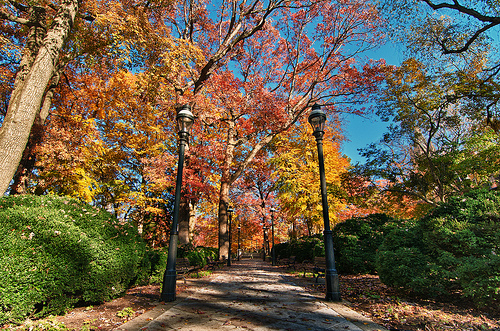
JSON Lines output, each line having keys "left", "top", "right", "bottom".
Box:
{"left": 207, "top": 256, "right": 226, "bottom": 270}
{"left": 240, "top": 252, "right": 255, "bottom": 259}
{"left": 279, "top": 255, "right": 296, "bottom": 269}
{"left": 301, "top": 257, "right": 327, "bottom": 282}
{"left": 312, "top": 256, "right": 327, "bottom": 282}
{"left": 206, "top": 256, "right": 218, "bottom": 270}
{"left": 176, "top": 258, "right": 201, "bottom": 283}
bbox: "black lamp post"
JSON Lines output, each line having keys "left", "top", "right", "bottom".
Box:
{"left": 308, "top": 103, "right": 341, "bottom": 302}
{"left": 237, "top": 225, "right": 241, "bottom": 261}
{"left": 262, "top": 225, "right": 268, "bottom": 261}
{"left": 161, "top": 105, "right": 194, "bottom": 302}
{"left": 227, "top": 207, "right": 234, "bottom": 266}
{"left": 270, "top": 207, "right": 277, "bottom": 266}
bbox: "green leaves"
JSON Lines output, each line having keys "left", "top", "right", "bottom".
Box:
{"left": 376, "top": 189, "right": 500, "bottom": 309}
{"left": 270, "top": 120, "right": 349, "bottom": 229}
{"left": 0, "top": 195, "right": 148, "bottom": 324}
{"left": 359, "top": 56, "right": 500, "bottom": 210}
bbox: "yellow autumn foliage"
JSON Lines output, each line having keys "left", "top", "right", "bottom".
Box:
{"left": 270, "top": 119, "right": 350, "bottom": 232}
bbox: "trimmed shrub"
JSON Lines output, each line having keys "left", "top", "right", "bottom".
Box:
{"left": 457, "top": 255, "right": 500, "bottom": 308}
{"left": 276, "top": 214, "right": 405, "bottom": 274}
{"left": 144, "top": 245, "right": 219, "bottom": 284}
{"left": 376, "top": 189, "right": 500, "bottom": 309}
{"left": 178, "top": 244, "right": 218, "bottom": 267}
{"left": 274, "top": 235, "right": 325, "bottom": 262}
{"left": 135, "top": 247, "right": 167, "bottom": 285}
{"left": 375, "top": 223, "right": 449, "bottom": 296}
{"left": 273, "top": 242, "right": 290, "bottom": 259}
{"left": 0, "top": 195, "right": 148, "bottom": 325}
{"left": 333, "top": 213, "right": 404, "bottom": 274}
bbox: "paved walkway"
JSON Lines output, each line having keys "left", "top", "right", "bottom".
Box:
{"left": 116, "top": 259, "right": 387, "bottom": 331}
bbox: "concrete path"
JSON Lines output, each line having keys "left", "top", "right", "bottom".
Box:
{"left": 116, "top": 259, "right": 387, "bottom": 331}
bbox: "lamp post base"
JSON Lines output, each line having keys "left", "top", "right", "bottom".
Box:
{"left": 161, "top": 270, "right": 177, "bottom": 302}
{"left": 325, "top": 270, "right": 341, "bottom": 301}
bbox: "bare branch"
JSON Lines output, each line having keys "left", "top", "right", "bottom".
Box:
{"left": 442, "top": 22, "right": 500, "bottom": 54}
{"left": 420, "top": 0, "right": 500, "bottom": 54}
{"left": 381, "top": 187, "right": 438, "bottom": 206}
{"left": 192, "top": 0, "right": 284, "bottom": 94}
{"left": 8, "top": 0, "right": 28, "bottom": 13}
{"left": 0, "top": 10, "right": 29, "bottom": 24}
{"left": 421, "top": 0, "right": 500, "bottom": 23}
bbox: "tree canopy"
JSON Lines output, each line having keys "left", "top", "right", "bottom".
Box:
{"left": 352, "top": 0, "right": 500, "bottom": 212}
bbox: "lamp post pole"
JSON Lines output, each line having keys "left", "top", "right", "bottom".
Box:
{"left": 161, "top": 105, "right": 194, "bottom": 302}
{"left": 308, "top": 103, "right": 341, "bottom": 302}
{"left": 262, "top": 226, "right": 268, "bottom": 261}
{"left": 270, "top": 207, "right": 277, "bottom": 266}
{"left": 227, "top": 207, "right": 233, "bottom": 266}
{"left": 237, "top": 225, "right": 241, "bottom": 261}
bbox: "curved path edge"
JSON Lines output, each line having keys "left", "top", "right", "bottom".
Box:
{"left": 115, "top": 259, "right": 388, "bottom": 331}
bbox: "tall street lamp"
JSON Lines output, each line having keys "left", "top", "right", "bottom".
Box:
{"left": 227, "top": 207, "right": 234, "bottom": 266}
{"left": 270, "top": 207, "right": 277, "bottom": 266}
{"left": 262, "top": 225, "right": 268, "bottom": 261}
{"left": 308, "top": 103, "right": 341, "bottom": 302}
{"left": 237, "top": 225, "right": 241, "bottom": 261}
{"left": 161, "top": 105, "right": 195, "bottom": 302}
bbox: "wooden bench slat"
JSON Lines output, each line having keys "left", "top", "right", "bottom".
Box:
{"left": 207, "top": 256, "right": 226, "bottom": 270}
{"left": 176, "top": 258, "right": 201, "bottom": 282}
{"left": 279, "top": 256, "right": 296, "bottom": 269}
{"left": 301, "top": 256, "right": 327, "bottom": 282}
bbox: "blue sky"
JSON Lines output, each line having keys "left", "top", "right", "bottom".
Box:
{"left": 340, "top": 42, "right": 405, "bottom": 164}
{"left": 341, "top": 113, "right": 389, "bottom": 164}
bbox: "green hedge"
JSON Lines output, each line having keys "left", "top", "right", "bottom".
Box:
{"left": 275, "top": 214, "right": 404, "bottom": 274}
{"left": 178, "top": 244, "right": 218, "bottom": 267}
{"left": 274, "top": 235, "right": 324, "bottom": 262}
{"left": 0, "top": 195, "right": 148, "bottom": 325}
{"left": 376, "top": 189, "right": 500, "bottom": 310}
{"left": 332, "top": 213, "right": 406, "bottom": 274}
{"left": 132, "top": 244, "right": 219, "bottom": 285}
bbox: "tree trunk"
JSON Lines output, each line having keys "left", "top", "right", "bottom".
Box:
{"left": 0, "top": 0, "right": 78, "bottom": 195}
{"left": 10, "top": 122, "right": 43, "bottom": 194}
{"left": 11, "top": 70, "right": 61, "bottom": 194}
{"left": 214, "top": 118, "right": 276, "bottom": 260}
{"left": 218, "top": 181, "right": 230, "bottom": 260}
{"left": 178, "top": 198, "right": 190, "bottom": 245}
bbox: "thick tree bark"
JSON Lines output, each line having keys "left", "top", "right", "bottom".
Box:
{"left": 11, "top": 70, "right": 61, "bottom": 194}
{"left": 218, "top": 182, "right": 230, "bottom": 260}
{"left": 178, "top": 199, "right": 191, "bottom": 245}
{"left": 0, "top": 0, "right": 78, "bottom": 195}
{"left": 10, "top": 121, "right": 43, "bottom": 194}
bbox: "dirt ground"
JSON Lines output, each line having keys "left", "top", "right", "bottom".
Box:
{"left": 298, "top": 274, "right": 500, "bottom": 331}
{"left": 8, "top": 272, "right": 500, "bottom": 331}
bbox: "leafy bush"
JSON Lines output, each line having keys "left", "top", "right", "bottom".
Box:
{"left": 144, "top": 245, "right": 219, "bottom": 284}
{"left": 375, "top": 224, "right": 448, "bottom": 296}
{"left": 376, "top": 189, "right": 500, "bottom": 309}
{"left": 276, "top": 214, "right": 404, "bottom": 274}
{"left": 135, "top": 247, "right": 167, "bottom": 285}
{"left": 456, "top": 255, "right": 500, "bottom": 308}
{"left": 178, "top": 244, "right": 218, "bottom": 267}
{"left": 274, "top": 235, "right": 324, "bottom": 262}
{"left": 333, "top": 213, "right": 404, "bottom": 274}
{"left": 0, "top": 195, "right": 148, "bottom": 325}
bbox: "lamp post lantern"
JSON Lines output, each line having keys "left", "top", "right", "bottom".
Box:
{"left": 237, "top": 225, "right": 241, "bottom": 261}
{"left": 227, "top": 207, "right": 234, "bottom": 266}
{"left": 270, "top": 207, "right": 277, "bottom": 266}
{"left": 161, "top": 105, "right": 194, "bottom": 302}
{"left": 308, "top": 103, "right": 341, "bottom": 302}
